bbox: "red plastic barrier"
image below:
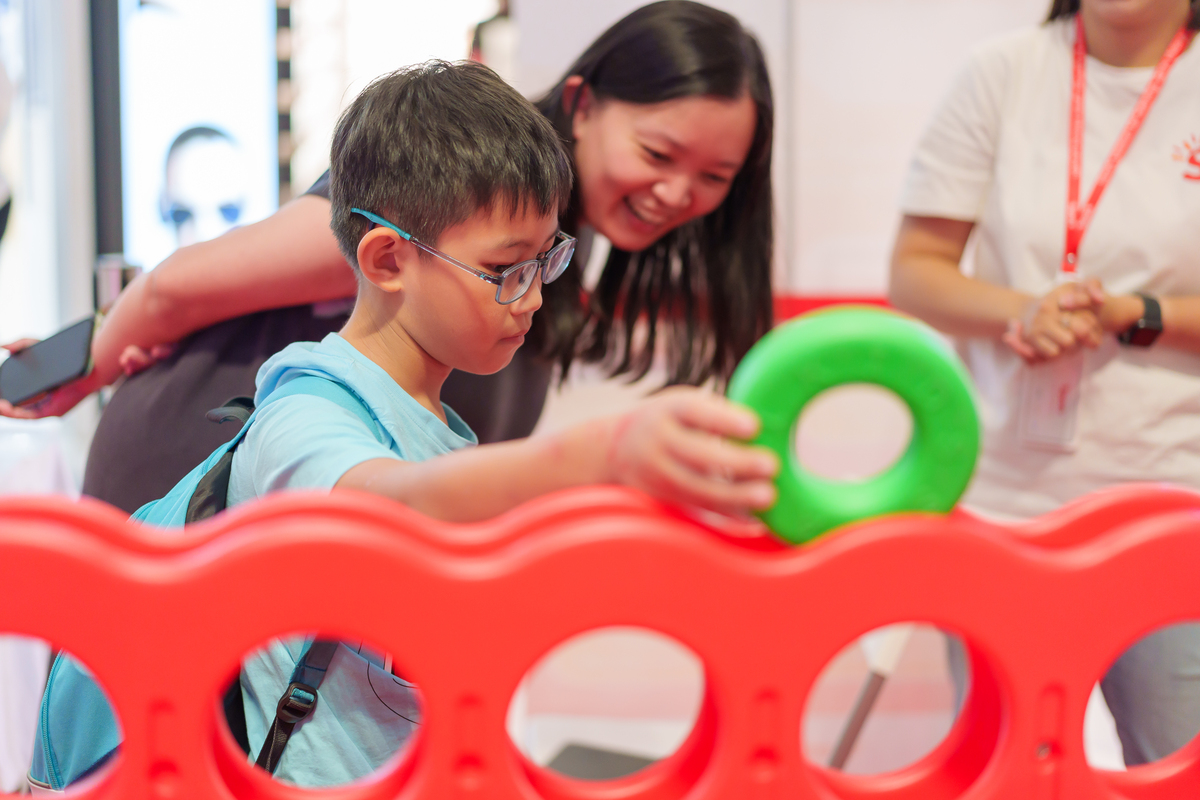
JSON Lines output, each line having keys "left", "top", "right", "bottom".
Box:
{"left": 3, "top": 484, "right": 1200, "bottom": 799}
{"left": 773, "top": 295, "right": 888, "bottom": 322}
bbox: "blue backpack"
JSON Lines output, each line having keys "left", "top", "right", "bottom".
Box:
{"left": 29, "top": 376, "right": 379, "bottom": 791}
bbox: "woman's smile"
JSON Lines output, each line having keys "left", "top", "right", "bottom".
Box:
{"left": 623, "top": 196, "right": 670, "bottom": 230}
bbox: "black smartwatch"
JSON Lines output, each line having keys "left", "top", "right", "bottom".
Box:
{"left": 1117, "top": 293, "right": 1163, "bottom": 347}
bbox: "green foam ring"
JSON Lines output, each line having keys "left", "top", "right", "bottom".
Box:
{"left": 726, "top": 307, "right": 980, "bottom": 545}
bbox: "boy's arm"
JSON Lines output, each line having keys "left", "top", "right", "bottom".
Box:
{"left": 337, "top": 388, "right": 779, "bottom": 521}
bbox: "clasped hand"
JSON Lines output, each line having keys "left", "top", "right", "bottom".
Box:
{"left": 1002, "top": 280, "right": 1143, "bottom": 364}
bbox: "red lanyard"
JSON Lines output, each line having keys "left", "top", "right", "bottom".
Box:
{"left": 1063, "top": 14, "right": 1194, "bottom": 275}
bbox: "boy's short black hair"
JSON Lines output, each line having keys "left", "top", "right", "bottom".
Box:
{"left": 330, "top": 60, "right": 573, "bottom": 271}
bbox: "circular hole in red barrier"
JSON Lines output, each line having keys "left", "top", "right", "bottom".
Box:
{"left": 802, "top": 623, "right": 972, "bottom": 775}
{"left": 508, "top": 627, "right": 707, "bottom": 787}
{"left": 1085, "top": 621, "right": 1200, "bottom": 773}
{"left": 3, "top": 634, "right": 122, "bottom": 795}
{"left": 215, "top": 631, "right": 423, "bottom": 792}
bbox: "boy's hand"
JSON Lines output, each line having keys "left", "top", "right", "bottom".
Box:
{"left": 603, "top": 387, "right": 779, "bottom": 517}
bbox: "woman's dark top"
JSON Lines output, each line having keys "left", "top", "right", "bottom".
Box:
{"left": 82, "top": 173, "right": 554, "bottom": 514}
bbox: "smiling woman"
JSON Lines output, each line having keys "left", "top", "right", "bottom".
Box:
{"left": 536, "top": 2, "right": 775, "bottom": 386}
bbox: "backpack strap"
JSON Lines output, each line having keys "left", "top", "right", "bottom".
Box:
{"left": 205, "top": 396, "right": 255, "bottom": 425}
{"left": 189, "top": 377, "right": 376, "bottom": 772}
{"left": 185, "top": 376, "right": 378, "bottom": 524}
{"left": 254, "top": 640, "right": 339, "bottom": 774}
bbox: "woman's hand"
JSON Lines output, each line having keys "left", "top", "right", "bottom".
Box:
{"left": 0, "top": 339, "right": 103, "bottom": 419}
{"left": 118, "top": 343, "right": 177, "bottom": 376}
{"left": 0, "top": 334, "right": 175, "bottom": 420}
{"left": 603, "top": 387, "right": 779, "bottom": 517}
{"left": 1003, "top": 280, "right": 1105, "bottom": 363}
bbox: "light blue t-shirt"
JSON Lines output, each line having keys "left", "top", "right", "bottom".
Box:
{"left": 229, "top": 333, "right": 476, "bottom": 787}
{"left": 228, "top": 332, "right": 475, "bottom": 506}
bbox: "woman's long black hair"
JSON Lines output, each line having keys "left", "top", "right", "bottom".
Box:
{"left": 532, "top": 0, "right": 775, "bottom": 386}
{"left": 1046, "top": 0, "right": 1200, "bottom": 29}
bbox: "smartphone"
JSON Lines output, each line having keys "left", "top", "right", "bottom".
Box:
{"left": 0, "top": 316, "right": 97, "bottom": 406}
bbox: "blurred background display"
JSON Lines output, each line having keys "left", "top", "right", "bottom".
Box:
{"left": 119, "top": 0, "right": 277, "bottom": 270}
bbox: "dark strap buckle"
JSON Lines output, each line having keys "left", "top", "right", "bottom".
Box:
{"left": 205, "top": 396, "right": 255, "bottom": 425}
{"left": 275, "top": 682, "right": 318, "bottom": 725}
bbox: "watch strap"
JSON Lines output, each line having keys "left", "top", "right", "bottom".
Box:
{"left": 1117, "top": 293, "right": 1163, "bottom": 346}
{"left": 1140, "top": 293, "right": 1162, "bottom": 328}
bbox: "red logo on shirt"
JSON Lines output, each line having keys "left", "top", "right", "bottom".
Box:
{"left": 1174, "top": 134, "right": 1200, "bottom": 181}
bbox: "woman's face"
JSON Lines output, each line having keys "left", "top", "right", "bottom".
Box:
{"left": 1081, "top": 0, "right": 1190, "bottom": 25}
{"left": 571, "top": 88, "right": 758, "bottom": 252}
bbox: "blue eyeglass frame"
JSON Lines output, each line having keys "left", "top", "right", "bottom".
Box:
{"left": 351, "top": 208, "right": 576, "bottom": 305}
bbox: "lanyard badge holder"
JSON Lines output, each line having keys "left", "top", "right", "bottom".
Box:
{"left": 1018, "top": 16, "right": 1193, "bottom": 452}
{"left": 1018, "top": 276, "right": 1087, "bottom": 452}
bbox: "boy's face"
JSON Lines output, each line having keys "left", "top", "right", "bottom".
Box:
{"left": 399, "top": 202, "right": 558, "bottom": 375}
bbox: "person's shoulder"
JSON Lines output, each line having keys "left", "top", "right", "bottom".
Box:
{"left": 946, "top": 19, "right": 1068, "bottom": 108}
{"left": 254, "top": 335, "right": 357, "bottom": 403}
{"left": 964, "top": 19, "right": 1068, "bottom": 75}
{"left": 251, "top": 388, "right": 370, "bottom": 437}
{"left": 229, "top": 379, "right": 399, "bottom": 504}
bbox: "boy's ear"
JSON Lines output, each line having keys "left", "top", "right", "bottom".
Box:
{"left": 356, "top": 228, "right": 413, "bottom": 293}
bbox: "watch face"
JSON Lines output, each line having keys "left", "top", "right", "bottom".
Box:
{"left": 1126, "top": 324, "right": 1162, "bottom": 347}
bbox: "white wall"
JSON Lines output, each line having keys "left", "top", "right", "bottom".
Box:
{"left": 791, "top": 0, "right": 1046, "bottom": 294}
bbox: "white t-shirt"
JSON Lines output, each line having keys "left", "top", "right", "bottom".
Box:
{"left": 901, "top": 18, "right": 1200, "bottom": 519}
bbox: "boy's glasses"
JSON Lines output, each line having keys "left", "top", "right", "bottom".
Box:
{"left": 351, "top": 208, "right": 576, "bottom": 305}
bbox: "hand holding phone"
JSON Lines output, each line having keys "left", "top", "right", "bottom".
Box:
{"left": 0, "top": 317, "right": 97, "bottom": 411}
